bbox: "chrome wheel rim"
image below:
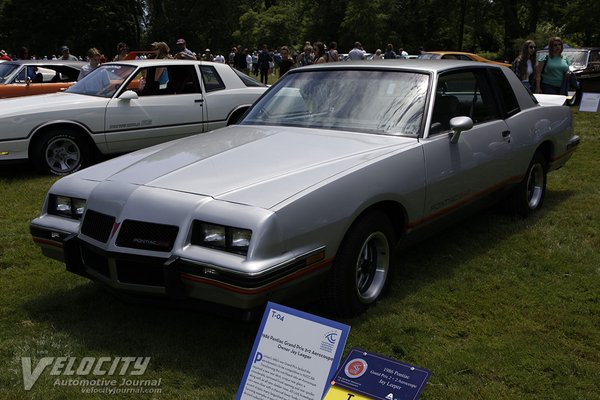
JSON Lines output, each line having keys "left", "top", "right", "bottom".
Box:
{"left": 45, "top": 137, "right": 81, "bottom": 173}
{"left": 355, "top": 232, "right": 389, "bottom": 303}
{"left": 526, "top": 163, "right": 544, "bottom": 209}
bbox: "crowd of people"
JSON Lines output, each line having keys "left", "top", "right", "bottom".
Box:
{"left": 1, "top": 38, "right": 417, "bottom": 83}
{"left": 1, "top": 36, "right": 577, "bottom": 92}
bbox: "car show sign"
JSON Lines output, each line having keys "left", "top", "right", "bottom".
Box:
{"left": 323, "top": 348, "right": 430, "bottom": 400}
{"left": 579, "top": 92, "right": 600, "bottom": 113}
{"left": 236, "top": 302, "right": 350, "bottom": 400}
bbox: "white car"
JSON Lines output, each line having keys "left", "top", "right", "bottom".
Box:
{"left": 0, "top": 60, "right": 267, "bottom": 174}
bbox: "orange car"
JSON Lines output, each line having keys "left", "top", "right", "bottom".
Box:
{"left": 0, "top": 60, "right": 85, "bottom": 98}
{"left": 418, "top": 51, "right": 511, "bottom": 67}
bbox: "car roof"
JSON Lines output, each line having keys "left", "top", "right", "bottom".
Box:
{"left": 289, "top": 59, "right": 505, "bottom": 74}
{"left": 2, "top": 60, "right": 86, "bottom": 67}
{"left": 106, "top": 59, "right": 224, "bottom": 67}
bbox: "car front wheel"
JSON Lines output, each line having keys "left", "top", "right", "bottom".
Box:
{"left": 33, "top": 130, "right": 90, "bottom": 175}
{"left": 323, "top": 211, "right": 395, "bottom": 317}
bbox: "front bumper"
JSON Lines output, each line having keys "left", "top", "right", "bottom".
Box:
{"left": 31, "top": 224, "right": 332, "bottom": 313}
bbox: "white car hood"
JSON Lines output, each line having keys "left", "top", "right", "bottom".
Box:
{"left": 0, "top": 92, "right": 103, "bottom": 116}
{"left": 74, "top": 125, "right": 416, "bottom": 209}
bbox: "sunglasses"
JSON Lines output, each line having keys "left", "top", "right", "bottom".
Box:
{"left": 529, "top": 46, "right": 536, "bottom": 49}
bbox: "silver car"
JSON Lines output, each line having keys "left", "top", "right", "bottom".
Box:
{"left": 30, "top": 60, "right": 580, "bottom": 317}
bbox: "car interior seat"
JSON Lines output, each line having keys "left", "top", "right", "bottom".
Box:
{"left": 32, "top": 72, "right": 44, "bottom": 83}
{"left": 431, "top": 94, "right": 460, "bottom": 131}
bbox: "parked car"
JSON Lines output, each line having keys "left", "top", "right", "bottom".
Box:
{"left": 418, "top": 51, "right": 511, "bottom": 67}
{"left": 31, "top": 60, "right": 579, "bottom": 317}
{"left": 0, "top": 60, "right": 267, "bottom": 174}
{"left": 0, "top": 60, "right": 85, "bottom": 98}
{"left": 537, "top": 47, "right": 600, "bottom": 103}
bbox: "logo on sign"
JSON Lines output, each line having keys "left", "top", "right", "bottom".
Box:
{"left": 344, "top": 358, "right": 368, "bottom": 379}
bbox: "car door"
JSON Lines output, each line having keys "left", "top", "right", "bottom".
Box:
{"left": 421, "top": 68, "right": 514, "bottom": 220}
{"left": 103, "top": 64, "right": 206, "bottom": 154}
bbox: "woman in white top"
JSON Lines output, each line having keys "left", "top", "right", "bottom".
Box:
{"left": 511, "top": 39, "right": 537, "bottom": 91}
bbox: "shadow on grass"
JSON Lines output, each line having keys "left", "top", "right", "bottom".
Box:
{"left": 22, "top": 281, "right": 260, "bottom": 388}
{"left": 0, "top": 163, "right": 38, "bottom": 179}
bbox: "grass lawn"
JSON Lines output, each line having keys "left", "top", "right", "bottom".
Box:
{"left": 0, "top": 109, "right": 599, "bottom": 399}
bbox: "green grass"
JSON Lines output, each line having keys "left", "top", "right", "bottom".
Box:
{"left": 1, "top": 110, "right": 599, "bottom": 399}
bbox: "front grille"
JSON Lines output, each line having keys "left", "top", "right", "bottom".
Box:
{"left": 81, "top": 210, "right": 115, "bottom": 243}
{"left": 115, "top": 220, "right": 179, "bottom": 252}
{"left": 116, "top": 260, "right": 166, "bottom": 286}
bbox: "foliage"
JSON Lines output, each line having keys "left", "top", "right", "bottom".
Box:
{"left": 0, "top": 0, "right": 598, "bottom": 62}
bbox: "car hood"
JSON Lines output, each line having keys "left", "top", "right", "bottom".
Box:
{"left": 71, "top": 125, "right": 417, "bottom": 209}
{"left": 0, "top": 92, "right": 101, "bottom": 116}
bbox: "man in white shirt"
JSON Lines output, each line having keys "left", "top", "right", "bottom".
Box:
{"left": 348, "top": 42, "right": 366, "bottom": 60}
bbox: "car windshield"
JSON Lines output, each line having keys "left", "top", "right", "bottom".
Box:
{"left": 538, "top": 50, "right": 589, "bottom": 68}
{"left": 241, "top": 69, "right": 429, "bottom": 136}
{"left": 417, "top": 53, "right": 441, "bottom": 60}
{"left": 0, "top": 63, "right": 19, "bottom": 83}
{"left": 66, "top": 64, "right": 137, "bottom": 97}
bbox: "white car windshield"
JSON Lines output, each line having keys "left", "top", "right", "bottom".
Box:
{"left": 66, "top": 64, "right": 137, "bottom": 97}
{"left": 0, "top": 63, "right": 19, "bottom": 83}
{"left": 242, "top": 69, "right": 429, "bottom": 136}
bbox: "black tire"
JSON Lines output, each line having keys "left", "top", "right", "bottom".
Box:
{"left": 323, "top": 211, "right": 395, "bottom": 317}
{"left": 508, "top": 152, "right": 547, "bottom": 217}
{"left": 33, "top": 129, "right": 90, "bottom": 175}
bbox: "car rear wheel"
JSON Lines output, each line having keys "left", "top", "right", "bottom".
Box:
{"left": 508, "top": 152, "right": 547, "bottom": 217}
{"left": 33, "top": 129, "right": 90, "bottom": 175}
{"left": 323, "top": 211, "right": 395, "bottom": 317}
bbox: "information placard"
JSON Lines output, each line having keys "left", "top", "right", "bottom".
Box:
{"left": 325, "top": 348, "right": 430, "bottom": 400}
{"left": 579, "top": 92, "right": 600, "bottom": 113}
{"left": 236, "top": 302, "right": 350, "bottom": 400}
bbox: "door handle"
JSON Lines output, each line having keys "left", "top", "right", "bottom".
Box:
{"left": 194, "top": 98, "right": 204, "bottom": 104}
{"left": 502, "top": 130, "right": 511, "bottom": 137}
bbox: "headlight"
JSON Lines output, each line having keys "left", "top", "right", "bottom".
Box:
{"left": 48, "top": 194, "right": 86, "bottom": 219}
{"left": 191, "top": 221, "right": 252, "bottom": 256}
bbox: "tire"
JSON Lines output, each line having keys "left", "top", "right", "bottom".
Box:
{"left": 508, "top": 152, "right": 547, "bottom": 217}
{"left": 323, "top": 211, "right": 395, "bottom": 317}
{"left": 33, "top": 129, "right": 90, "bottom": 175}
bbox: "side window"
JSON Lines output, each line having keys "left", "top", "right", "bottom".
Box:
{"left": 431, "top": 69, "right": 501, "bottom": 133}
{"left": 134, "top": 65, "right": 200, "bottom": 96}
{"left": 200, "top": 66, "right": 225, "bottom": 92}
{"left": 489, "top": 69, "right": 520, "bottom": 117}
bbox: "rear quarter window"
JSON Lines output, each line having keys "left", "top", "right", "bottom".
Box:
{"left": 489, "top": 69, "right": 520, "bottom": 117}
{"left": 200, "top": 66, "right": 226, "bottom": 92}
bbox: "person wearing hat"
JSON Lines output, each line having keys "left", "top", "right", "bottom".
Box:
{"left": 59, "top": 46, "right": 78, "bottom": 61}
{"left": 175, "top": 39, "right": 196, "bottom": 60}
{"left": 0, "top": 50, "right": 11, "bottom": 61}
{"left": 201, "top": 48, "right": 213, "bottom": 61}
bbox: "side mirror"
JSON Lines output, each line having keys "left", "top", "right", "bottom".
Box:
{"left": 449, "top": 116, "right": 473, "bottom": 144}
{"left": 119, "top": 90, "right": 139, "bottom": 101}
